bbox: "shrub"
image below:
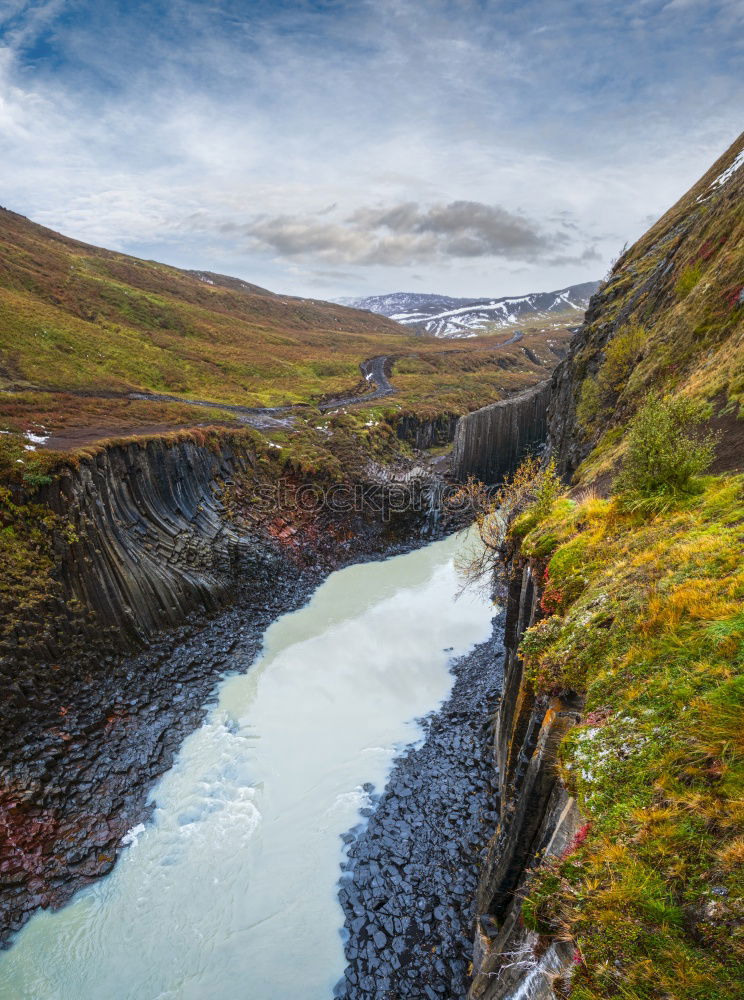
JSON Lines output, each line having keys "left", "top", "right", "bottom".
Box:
{"left": 533, "top": 458, "right": 562, "bottom": 518}
{"left": 576, "top": 377, "right": 604, "bottom": 426}
{"left": 576, "top": 326, "right": 647, "bottom": 428}
{"left": 601, "top": 325, "right": 647, "bottom": 391}
{"left": 613, "top": 394, "right": 717, "bottom": 500}
{"left": 453, "top": 456, "right": 564, "bottom": 590}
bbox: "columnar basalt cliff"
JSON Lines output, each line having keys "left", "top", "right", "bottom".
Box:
{"left": 451, "top": 381, "right": 551, "bottom": 483}
{"left": 48, "top": 439, "right": 269, "bottom": 643}
{"left": 469, "top": 559, "right": 584, "bottom": 1000}
{"left": 0, "top": 429, "right": 456, "bottom": 942}
{"left": 0, "top": 436, "right": 286, "bottom": 668}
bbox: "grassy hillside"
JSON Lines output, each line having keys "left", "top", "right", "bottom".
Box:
{"left": 509, "top": 133, "right": 743, "bottom": 998}
{"left": 551, "top": 131, "right": 744, "bottom": 483}
{"left": 0, "top": 207, "right": 575, "bottom": 456}
{"left": 0, "top": 206, "right": 411, "bottom": 405}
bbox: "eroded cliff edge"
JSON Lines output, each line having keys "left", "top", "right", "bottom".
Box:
{"left": 469, "top": 555, "right": 584, "bottom": 1000}
{"left": 0, "top": 427, "right": 451, "bottom": 942}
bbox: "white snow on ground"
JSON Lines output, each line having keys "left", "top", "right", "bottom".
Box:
{"left": 709, "top": 149, "right": 744, "bottom": 190}
{"left": 23, "top": 428, "right": 49, "bottom": 451}
{"left": 697, "top": 149, "right": 744, "bottom": 202}
{"left": 395, "top": 287, "right": 590, "bottom": 337}
{"left": 550, "top": 291, "right": 577, "bottom": 310}
{"left": 350, "top": 283, "right": 596, "bottom": 338}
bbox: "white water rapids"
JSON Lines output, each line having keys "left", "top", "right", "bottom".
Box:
{"left": 0, "top": 530, "right": 493, "bottom": 1000}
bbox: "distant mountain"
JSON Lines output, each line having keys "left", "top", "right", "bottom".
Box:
{"left": 337, "top": 281, "right": 600, "bottom": 338}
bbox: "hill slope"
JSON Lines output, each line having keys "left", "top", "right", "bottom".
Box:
{"left": 0, "top": 207, "right": 411, "bottom": 407}
{"left": 471, "top": 131, "right": 744, "bottom": 1000}
{"left": 339, "top": 281, "right": 599, "bottom": 338}
{"left": 0, "top": 208, "right": 583, "bottom": 458}
{"left": 549, "top": 135, "right": 744, "bottom": 479}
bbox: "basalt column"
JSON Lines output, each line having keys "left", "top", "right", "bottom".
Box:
{"left": 451, "top": 381, "right": 551, "bottom": 484}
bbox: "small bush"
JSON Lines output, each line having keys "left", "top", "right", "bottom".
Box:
{"left": 576, "top": 326, "right": 647, "bottom": 428}
{"left": 613, "top": 394, "right": 717, "bottom": 500}
{"left": 533, "top": 458, "right": 562, "bottom": 518}
{"left": 602, "top": 325, "right": 647, "bottom": 391}
{"left": 453, "top": 456, "right": 564, "bottom": 591}
{"left": 576, "top": 377, "right": 604, "bottom": 426}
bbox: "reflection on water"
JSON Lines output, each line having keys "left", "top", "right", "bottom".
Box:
{"left": 0, "top": 530, "right": 492, "bottom": 1000}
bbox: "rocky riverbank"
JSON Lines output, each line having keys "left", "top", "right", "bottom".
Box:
{"left": 334, "top": 613, "right": 505, "bottom": 1000}
{"left": 0, "top": 561, "right": 307, "bottom": 944}
{"left": 0, "top": 518, "right": 440, "bottom": 946}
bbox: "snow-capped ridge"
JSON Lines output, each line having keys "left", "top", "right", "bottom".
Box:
{"left": 336, "top": 281, "right": 599, "bottom": 338}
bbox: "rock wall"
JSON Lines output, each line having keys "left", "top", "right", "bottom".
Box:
{"left": 45, "top": 438, "right": 267, "bottom": 646}
{"left": 1, "top": 437, "right": 271, "bottom": 668}
{"left": 469, "top": 558, "right": 584, "bottom": 1000}
{"left": 394, "top": 411, "right": 459, "bottom": 450}
{"left": 451, "top": 381, "right": 551, "bottom": 484}
{"left": 546, "top": 288, "right": 612, "bottom": 479}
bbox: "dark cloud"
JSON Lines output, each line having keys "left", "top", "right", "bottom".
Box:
{"left": 228, "top": 200, "right": 589, "bottom": 267}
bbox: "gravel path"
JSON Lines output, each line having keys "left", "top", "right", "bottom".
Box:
{"left": 334, "top": 613, "right": 504, "bottom": 1000}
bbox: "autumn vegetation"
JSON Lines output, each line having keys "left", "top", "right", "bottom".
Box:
{"left": 459, "top": 135, "right": 744, "bottom": 999}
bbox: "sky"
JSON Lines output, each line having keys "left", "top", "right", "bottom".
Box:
{"left": 0, "top": 1, "right": 742, "bottom": 300}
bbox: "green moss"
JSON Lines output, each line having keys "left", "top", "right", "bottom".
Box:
{"left": 515, "top": 474, "right": 744, "bottom": 998}
{"left": 548, "top": 536, "right": 592, "bottom": 580}
{"left": 0, "top": 483, "right": 70, "bottom": 652}
{"left": 676, "top": 261, "right": 703, "bottom": 298}
{"left": 511, "top": 507, "right": 541, "bottom": 538}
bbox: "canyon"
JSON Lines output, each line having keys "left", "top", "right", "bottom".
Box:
{"left": 0, "top": 130, "right": 742, "bottom": 1000}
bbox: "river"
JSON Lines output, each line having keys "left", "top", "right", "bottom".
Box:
{"left": 0, "top": 530, "right": 493, "bottom": 1000}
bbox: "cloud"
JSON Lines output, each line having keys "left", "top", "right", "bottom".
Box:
{"left": 661, "top": 0, "right": 744, "bottom": 22}
{"left": 212, "top": 200, "right": 599, "bottom": 268}
{"left": 0, "top": 0, "right": 741, "bottom": 298}
{"left": 547, "top": 246, "right": 603, "bottom": 266}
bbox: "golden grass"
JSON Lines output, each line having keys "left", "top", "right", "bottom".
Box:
{"left": 516, "top": 473, "right": 744, "bottom": 999}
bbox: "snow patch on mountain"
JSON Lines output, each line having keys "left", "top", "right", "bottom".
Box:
{"left": 336, "top": 281, "right": 599, "bottom": 338}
